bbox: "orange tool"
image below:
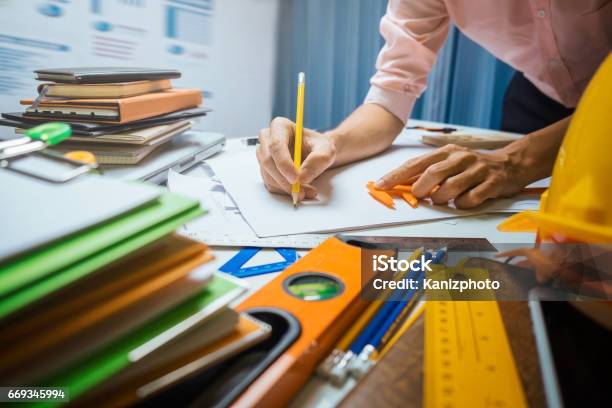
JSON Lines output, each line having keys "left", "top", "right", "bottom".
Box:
{"left": 401, "top": 191, "right": 419, "bottom": 208}
{"left": 232, "top": 237, "right": 389, "bottom": 408}
{"left": 393, "top": 185, "right": 412, "bottom": 192}
{"left": 367, "top": 181, "right": 421, "bottom": 209}
{"left": 367, "top": 181, "right": 395, "bottom": 208}
{"left": 368, "top": 181, "right": 544, "bottom": 209}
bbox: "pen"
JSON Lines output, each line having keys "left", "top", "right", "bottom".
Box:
{"left": 292, "top": 72, "right": 305, "bottom": 208}
{"left": 348, "top": 247, "right": 447, "bottom": 378}
{"left": 317, "top": 248, "right": 424, "bottom": 385}
{"left": 375, "top": 247, "right": 446, "bottom": 357}
{"left": 377, "top": 302, "right": 425, "bottom": 359}
{"left": 406, "top": 125, "right": 457, "bottom": 133}
{"left": 348, "top": 250, "right": 429, "bottom": 354}
{"left": 348, "top": 251, "right": 433, "bottom": 356}
{"left": 346, "top": 268, "right": 425, "bottom": 379}
{"left": 339, "top": 247, "right": 424, "bottom": 351}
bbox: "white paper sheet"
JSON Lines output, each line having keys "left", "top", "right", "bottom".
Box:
{"left": 168, "top": 167, "right": 332, "bottom": 248}
{"left": 210, "top": 146, "right": 539, "bottom": 237}
{"left": 167, "top": 168, "right": 254, "bottom": 235}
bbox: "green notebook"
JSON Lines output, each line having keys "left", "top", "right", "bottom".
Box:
{"left": 0, "top": 192, "right": 204, "bottom": 320}
{"left": 36, "top": 274, "right": 247, "bottom": 407}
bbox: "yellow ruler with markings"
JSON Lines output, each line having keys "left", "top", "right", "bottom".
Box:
{"left": 424, "top": 266, "right": 527, "bottom": 408}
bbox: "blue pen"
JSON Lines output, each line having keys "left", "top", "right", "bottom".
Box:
{"left": 349, "top": 251, "right": 433, "bottom": 354}
{"left": 348, "top": 270, "right": 419, "bottom": 354}
{"left": 431, "top": 246, "right": 448, "bottom": 265}
{"left": 323, "top": 248, "right": 424, "bottom": 384}
{"left": 367, "top": 270, "right": 425, "bottom": 350}
{"left": 348, "top": 247, "right": 447, "bottom": 378}
{"left": 368, "top": 247, "right": 447, "bottom": 349}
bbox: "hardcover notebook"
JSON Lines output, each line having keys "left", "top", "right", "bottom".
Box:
{"left": 39, "top": 274, "right": 249, "bottom": 403}
{"left": 74, "top": 313, "right": 270, "bottom": 406}
{"left": 0, "top": 235, "right": 210, "bottom": 346}
{"left": 41, "top": 120, "right": 191, "bottom": 146}
{"left": 1, "top": 107, "right": 210, "bottom": 136}
{"left": 51, "top": 143, "right": 162, "bottom": 165}
{"left": 0, "top": 192, "right": 204, "bottom": 320}
{"left": 0, "top": 235, "right": 215, "bottom": 383}
{"left": 34, "top": 67, "right": 181, "bottom": 84}
{"left": 37, "top": 79, "right": 172, "bottom": 98}
{"left": 21, "top": 88, "right": 203, "bottom": 123}
{"left": 0, "top": 170, "right": 160, "bottom": 264}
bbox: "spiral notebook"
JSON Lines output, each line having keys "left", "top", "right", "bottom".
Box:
{"left": 52, "top": 143, "right": 162, "bottom": 164}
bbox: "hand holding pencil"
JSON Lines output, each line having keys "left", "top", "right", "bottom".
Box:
{"left": 256, "top": 72, "right": 337, "bottom": 205}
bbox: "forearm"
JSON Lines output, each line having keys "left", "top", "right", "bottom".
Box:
{"left": 501, "top": 116, "right": 572, "bottom": 185}
{"left": 326, "top": 103, "right": 404, "bottom": 167}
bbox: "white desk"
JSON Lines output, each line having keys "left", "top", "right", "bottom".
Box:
{"left": 182, "top": 122, "right": 538, "bottom": 408}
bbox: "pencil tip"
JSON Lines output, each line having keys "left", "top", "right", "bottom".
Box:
{"left": 292, "top": 192, "right": 299, "bottom": 208}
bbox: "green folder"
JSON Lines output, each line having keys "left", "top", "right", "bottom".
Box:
{"left": 35, "top": 274, "right": 246, "bottom": 407}
{"left": 0, "top": 192, "right": 204, "bottom": 319}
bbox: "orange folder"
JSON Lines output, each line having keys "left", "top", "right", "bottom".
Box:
{"left": 20, "top": 88, "right": 202, "bottom": 123}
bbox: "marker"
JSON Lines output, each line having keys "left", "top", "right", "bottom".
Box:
{"left": 0, "top": 122, "right": 71, "bottom": 160}
{"left": 292, "top": 72, "right": 305, "bottom": 208}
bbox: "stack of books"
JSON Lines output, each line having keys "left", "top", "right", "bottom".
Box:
{"left": 0, "top": 67, "right": 211, "bottom": 165}
{"left": 0, "top": 169, "right": 270, "bottom": 405}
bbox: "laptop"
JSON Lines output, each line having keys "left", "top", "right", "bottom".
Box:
{"left": 99, "top": 131, "right": 225, "bottom": 184}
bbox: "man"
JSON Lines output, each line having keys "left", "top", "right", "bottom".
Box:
{"left": 257, "top": 1, "right": 611, "bottom": 208}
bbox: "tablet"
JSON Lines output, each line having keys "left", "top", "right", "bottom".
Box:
{"left": 528, "top": 288, "right": 611, "bottom": 407}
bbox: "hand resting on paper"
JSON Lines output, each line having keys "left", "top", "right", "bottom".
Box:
{"left": 375, "top": 117, "right": 572, "bottom": 208}
{"left": 256, "top": 117, "right": 336, "bottom": 201}
{"left": 374, "top": 143, "right": 528, "bottom": 209}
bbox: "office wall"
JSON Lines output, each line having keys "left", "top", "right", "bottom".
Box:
{"left": 273, "top": 0, "right": 386, "bottom": 132}
{"left": 0, "top": 0, "right": 280, "bottom": 138}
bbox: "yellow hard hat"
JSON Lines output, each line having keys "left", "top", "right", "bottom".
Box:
{"left": 498, "top": 53, "right": 612, "bottom": 243}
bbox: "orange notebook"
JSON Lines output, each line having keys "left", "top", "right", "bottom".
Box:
{"left": 21, "top": 88, "right": 202, "bottom": 123}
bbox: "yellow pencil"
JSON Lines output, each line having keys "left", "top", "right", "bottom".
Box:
{"left": 292, "top": 72, "right": 305, "bottom": 207}
{"left": 377, "top": 300, "right": 425, "bottom": 359}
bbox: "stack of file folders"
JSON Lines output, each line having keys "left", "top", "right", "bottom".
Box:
{"left": 0, "top": 67, "right": 211, "bottom": 165}
{"left": 0, "top": 169, "right": 270, "bottom": 406}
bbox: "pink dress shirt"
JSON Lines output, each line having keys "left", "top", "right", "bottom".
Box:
{"left": 365, "top": 0, "right": 612, "bottom": 123}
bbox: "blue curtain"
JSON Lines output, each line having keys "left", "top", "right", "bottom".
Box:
{"left": 273, "top": 0, "right": 515, "bottom": 131}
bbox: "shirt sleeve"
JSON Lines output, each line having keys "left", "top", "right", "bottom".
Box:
{"left": 365, "top": 0, "right": 450, "bottom": 123}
